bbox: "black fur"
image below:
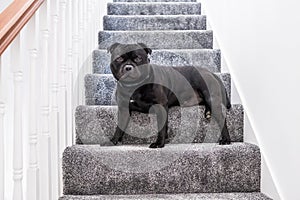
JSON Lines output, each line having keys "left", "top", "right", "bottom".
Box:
{"left": 108, "top": 43, "right": 231, "bottom": 148}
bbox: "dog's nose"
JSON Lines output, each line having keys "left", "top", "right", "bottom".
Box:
{"left": 124, "top": 65, "right": 133, "bottom": 71}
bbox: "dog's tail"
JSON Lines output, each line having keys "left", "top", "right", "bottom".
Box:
{"left": 227, "top": 101, "right": 232, "bottom": 109}
{"left": 212, "top": 72, "right": 232, "bottom": 110}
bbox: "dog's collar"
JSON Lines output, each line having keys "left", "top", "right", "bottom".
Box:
{"left": 118, "top": 74, "right": 150, "bottom": 88}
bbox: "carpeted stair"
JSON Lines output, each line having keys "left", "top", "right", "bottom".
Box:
{"left": 59, "top": 0, "right": 272, "bottom": 199}
{"left": 84, "top": 73, "right": 231, "bottom": 105}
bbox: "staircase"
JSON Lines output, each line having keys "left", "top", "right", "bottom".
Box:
{"left": 59, "top": 0, "right": 272, "bottom": 199}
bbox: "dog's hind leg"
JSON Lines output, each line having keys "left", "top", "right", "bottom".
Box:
{"left": 219, "top": 118, "right": 231, "bottom": 145}
{"left": 201, "top": 90, "right": 231, "bottom": 144}
{"left": 211, "top": 104, "right": 231, "bottom": 145}
{"left": 200, "top": 74, "right": 231, "bottom": 145}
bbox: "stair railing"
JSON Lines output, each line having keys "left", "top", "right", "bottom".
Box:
{"left": 0, "top": 0, "right": 103, "bottom": 199}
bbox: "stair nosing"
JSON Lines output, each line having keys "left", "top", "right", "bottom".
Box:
{"left": 94, "top": 48, "right": 220, "bottom": 52}
{"left": 77, "top": 103, "right": 242, "bottom": 108}
{"left": 99, "top": 30, "right": 212, "bottom": 33}
{"left": 104, "top": 15, "right": 206, "bottom": 17}
{"left": 108, "top": 2, "right": 201, "bottom": 4}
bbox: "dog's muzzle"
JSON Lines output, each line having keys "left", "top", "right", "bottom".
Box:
{"left": 124, "top": 65, "right": 133, "bottom": 72}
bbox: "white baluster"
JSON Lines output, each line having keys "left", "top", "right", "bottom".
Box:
{"left": 89, "top": 0, "right": 94, "bottom": 72}
{"left": 58, "top": 0, "right": 67, "bottom": 154}
{"left": 0, "top": 56, "right": 5, "bottom": 200}
{"left": 66, "top": 0, "right": 73, "bottom": 146}
{"left": 49, "top": 1, "right": 60, "bottom": 196}
{"left": 78, "top": 0, "right": 86, "bottom": 105}
{"left": 93, "top": 0, "right": 98, "bottom": 46}
{"left": 11, "top": 34, "right": 23, "bottom": 200}
{"left": 39, "top": 28, "right": 52, "bottom": 200}
{"left": 38, "top": 1, "right": 52, "bottom": 200}
{"left": 27, "top": 48, "right": 39, "bottom": 200}
{"left": 82, "top": 0, "right": 86, "bottom": 59}
{"left": 25, "top": 14, "right": 39, "bottom": 200}
{"left": 72, "top": 0, "right": 80, "bottom": 137}
{"left": 83, "top": 0, "right": 90, "bottom": 73}
{"left": 87, "top": 0, "right": 92, "bottom": 55}
{"left": 66, "top": 48, "right": 73, "bottom": 146}
{"left": 0, "top": 103, "right": 4, "bottom": 200}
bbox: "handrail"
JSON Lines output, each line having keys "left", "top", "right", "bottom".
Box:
{"left": 0, "top": 0, "right": 44, "bottom": 56}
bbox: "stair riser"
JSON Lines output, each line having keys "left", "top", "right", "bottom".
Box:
{"left": 75, "top": 105, "right": 243, "bottom": 145}
{"left": 108, "top": 3, "right": 201, "bottom": 15}
{"left": 63, "top": 143, "right": 260, "bottom": 195}
{"left": 98, "top": 31, "right": 213, "bottom": 49}
{"left": 85, "top": 73, "right": 231, "bottom": 105}
{"left": 93, "top": 49, "right": 221, "bottom": 74}
{"left": 103, "top": 16, "right": 206, "bottom": 31}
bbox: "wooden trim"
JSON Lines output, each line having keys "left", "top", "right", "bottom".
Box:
{"left": 0, "top": 0, "right": 45, "bottom": 55}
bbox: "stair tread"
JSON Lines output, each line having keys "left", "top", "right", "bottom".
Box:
{"left": 108, "top": 2, "right": 201, "bottom": 15}
{"left": 75, "top": 104, "right": 243, "bottom": 145}
{"left": 63, "top": 143, "right": 260, "bottom": 195}
{"left": 60, "top": 192, "right": 272, "bottom": 200}
{"left": 98, "top": 30, "right": 213, "bottom": 49}
{"left": 93, "top": 49, "right": 221, "bottom": 74}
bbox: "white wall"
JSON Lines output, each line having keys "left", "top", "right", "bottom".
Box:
{"left": 201, "top": 0, "right": 300, "bottom": 199}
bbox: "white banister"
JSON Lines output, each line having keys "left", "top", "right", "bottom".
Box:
{"left": 11, "top": 34, "right": 24, "bottom": 200}
{"left": 0, "top": 0, "right": 104, "bottom": 198}
{"left": 25, "top": 14, "right": 40, "bottom": 200}
{"left": 0, "top": 56, "right": 5, "bottom": 200}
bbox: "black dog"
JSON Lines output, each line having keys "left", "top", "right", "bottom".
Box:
{"left": 108, "top": 43, "right": 231, "bottom": 148}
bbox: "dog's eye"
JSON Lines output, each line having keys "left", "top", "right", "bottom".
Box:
{"left": 134, "top": 57, "right": 142, "bottom": 63}
{"left": 115, "top": 57, "right": 124, "bottom": 63}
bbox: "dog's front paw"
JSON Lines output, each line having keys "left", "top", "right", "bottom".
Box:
{"left": 101, "top": 140, "right": 115, "bottom": 146}
{"left": 219, "top": 137, "right": 231, "bottom": 145}
{"left": 149, "top": 142, "right": 165, "bottom": 148}
{"left": 110, "top": 137, "right": 119, "bottom": 145}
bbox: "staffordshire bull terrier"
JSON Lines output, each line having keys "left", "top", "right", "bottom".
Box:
{"left": 108, "top": 43, "right": 231, "bottom": 148}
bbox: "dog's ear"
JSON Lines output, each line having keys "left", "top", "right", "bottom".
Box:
{"left": 137, "top": 43, "right": 152, "bottom": 55}
{"left": 108, "top": 43, "right": 121, "bottom": 53}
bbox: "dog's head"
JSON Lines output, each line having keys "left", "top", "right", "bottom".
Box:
{"left": 108, "top": 43, "right": 152, "bottom": 85}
